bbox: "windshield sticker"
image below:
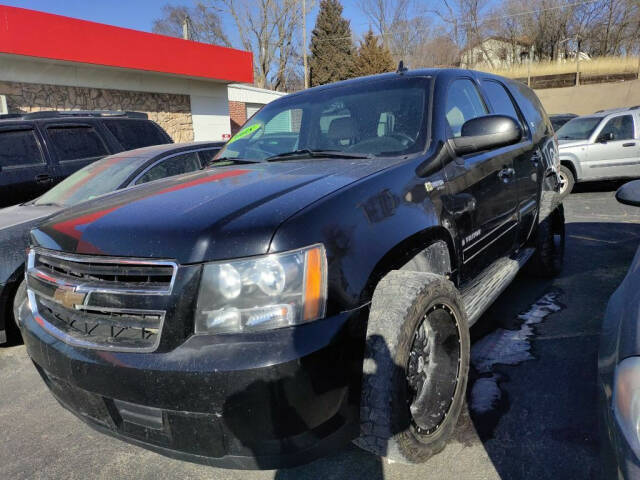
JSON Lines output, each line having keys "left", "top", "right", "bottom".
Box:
{"left": 228, "top": 123, "right": 262, "bottom": 144}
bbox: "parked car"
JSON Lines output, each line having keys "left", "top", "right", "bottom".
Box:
{"left": 0, "top": 110, "right": 172, "bottom": 208}
{"left": 556, "top": 106, "right": 640, "bottom": 195}
{"left": 599, "top": 179, "right": 640, "bottom": 479}
{"left": 549, "top": 113, "right": 577, "bottom": 132}
{"left": 0, "top": 141, "right": 223, "bottom": 346}
{"left": 17, "top": 68, "right": 563, "bottom": 469}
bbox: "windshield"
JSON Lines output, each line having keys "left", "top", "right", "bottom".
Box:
{"left": 557, "top": 117, "right": 602, "bottom": 140}
{"left": 218, "top": 77, "right": 430, "bottom": 161}
{"left": 35, "top": 155, "right": 144, "bottom": 207}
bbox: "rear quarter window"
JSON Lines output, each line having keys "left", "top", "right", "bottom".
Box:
{"left": 104, "top": 120, "right": 171, "bottom": 150}
{"left": 47, "top": 125, "right": 109, "bottom": 162}
{"left": 0, "top": 128, "right": 45, "bottom": 168}
{"left": 508, "top": 82, "right": 551, "bottom": 139}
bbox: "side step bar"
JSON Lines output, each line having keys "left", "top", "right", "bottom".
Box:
{"left": 460, "top": 248, "right": 534, "bottom": 327}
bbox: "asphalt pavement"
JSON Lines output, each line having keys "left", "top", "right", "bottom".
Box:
{"left": 2, "top": 185, "right": 639, "bottom": 480}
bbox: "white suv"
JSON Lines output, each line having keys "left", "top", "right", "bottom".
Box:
{"left": 556, "top": 106, "right": 640, "bottom": 195}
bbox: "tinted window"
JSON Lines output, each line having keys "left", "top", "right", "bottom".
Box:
{"left": 0, "top": 129, "right": 44, "bottom": 168}
{"left": 48, "top": 126, "right": 109, "bottom": 162}
{"left": 136, "top": 151, "right": 201, "bottom": 184}
{"left": 600, "top": 115, "right": 635, "bottom": 141}
{"left": 510, "top": 82, "right": 550, "bottom": 136}
{"left": 482, "top": 80, "right": 520, "bottom": 121}
{"left": 445, "top": 79, "right": 488, "bottom": 137}
{"left": 104, "top": 120, "right": 170, "bottom": 149}
{"left": 218, "top": 77, "right": 430, "bottom": 160}
{"left": 35, "top": 155, "right": 146, "bottom": 207}
{"left": 198, "top": 147, "right": 222, "bottom": 165}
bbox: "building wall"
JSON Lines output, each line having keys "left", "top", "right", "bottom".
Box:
{"left": 190, "top": 93, "right": 231, "bottom": 141}
{"left": 461, "top": 39, "right": 529, "bottom": 69}
{"left": 0, "top": 79, "right": 193, "bottom": 141}
{"left": 229, "top": 100, "right": 247, "bottom": 134}
{"left": 535, "top": 79, "right": 640, "bottom": 115}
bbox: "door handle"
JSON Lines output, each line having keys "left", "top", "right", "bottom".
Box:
{"left": 622, "top": 142, "right": 636, "bottom": 147}
{"left": 498, "top": 167, "right": 515, "bottom": 181}
{"left": 35, "top": 174, "right": 53, "bottom": 184}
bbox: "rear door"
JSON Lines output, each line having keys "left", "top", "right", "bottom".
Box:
{"left": 42, "top": 122, "right": 111, "bottom": 184}
{"left": 586, "top": 114, "right": 638, "bottom": 179}
{"left": 443, "top": 77, "right": 519, "bottom": 280}
{"left": 0, "top": 124, "right": 53, "bottom": 207}
{"left": 131, "top": 150, "right": 203, "bottom": 185}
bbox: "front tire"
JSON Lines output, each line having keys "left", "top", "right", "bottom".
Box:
{"left": 354, "top": 271, "right": 470, "bottom": 463}
{"left": 558, "top": 165, "right": 574, "bottom": 197}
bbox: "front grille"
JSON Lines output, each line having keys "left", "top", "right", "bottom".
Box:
{"left": 26, "top": 248, "right": 177, "bottom": 352}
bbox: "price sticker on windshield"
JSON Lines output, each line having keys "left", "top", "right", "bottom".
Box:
{"left": 228, "top": 123, "right": 262, "bottom": 144}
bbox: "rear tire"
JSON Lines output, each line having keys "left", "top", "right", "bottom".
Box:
{"left": 526, "top": 206, "right": 565, "bottom": 277}
{"left": 558, "top": 165, "right": 574, "bottom": 197}
{"left": 354, "top": 270, "right": 469, "bottom": 463}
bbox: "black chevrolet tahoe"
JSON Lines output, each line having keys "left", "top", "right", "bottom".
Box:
{"left": 0, "top": 110, "right": 172, "bottom": 208}
{"left": 18, "top": 69, "right": 564, "bottom": 469}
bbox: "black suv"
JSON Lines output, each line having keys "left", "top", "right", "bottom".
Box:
{"left": 0, "top": 110, "right": 172, "bottom": 207}
{"left": 19, "top": 69, "right": 564, "bottom": 469}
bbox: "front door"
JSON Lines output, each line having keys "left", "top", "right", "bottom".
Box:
{"left": 442, "top": 78, "right": 519, "bottom": 281}
{"left": 585, "top": 114, "right": 639, "bottom": 179}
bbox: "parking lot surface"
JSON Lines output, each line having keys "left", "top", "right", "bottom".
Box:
{"left": 2, "top": 186, "right": 639, "bottom": 480}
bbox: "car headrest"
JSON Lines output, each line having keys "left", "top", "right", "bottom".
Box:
{"left": 328, "top": 117, "right": 355, "bottom": 140}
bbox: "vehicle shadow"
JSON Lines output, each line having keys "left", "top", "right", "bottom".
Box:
{"left": 571, "top": 179, "right": 630, "bottom": 194}
{"left": 466, "top": 220, "right": 640, "bottom": 480}
{"left": 221, "top": 220, "right": 639, "bottom": 480}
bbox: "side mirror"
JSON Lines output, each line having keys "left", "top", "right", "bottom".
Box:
{"left": 616, "top": 180, "right": 640, "bottom": 207}
{"left": 452, "top": 115, "right": 522, "bottom": 155}
{"left": 597, "top": 132, "right": 614, "bottom": 143}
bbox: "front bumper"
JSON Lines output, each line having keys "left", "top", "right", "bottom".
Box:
{"left": 21, "top": 304, "right": 367, "bottom": 469}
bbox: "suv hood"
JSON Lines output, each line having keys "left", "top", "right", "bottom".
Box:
{"left": 558, "top": 139, "right": 588, "bottom": 149}
{"left": 32, "top": 159, "right": 393, "bottom": 263}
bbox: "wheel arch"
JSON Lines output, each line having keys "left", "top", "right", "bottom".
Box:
{"left": 361, "top": 226, "right": 456, "bottom": 304}
{"left": 560, "top": 158, "right": 578, "bottom": 181}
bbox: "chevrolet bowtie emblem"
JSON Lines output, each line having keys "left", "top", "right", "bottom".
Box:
{"left": 53, "top": 288, "right": 86, "bottom": 309}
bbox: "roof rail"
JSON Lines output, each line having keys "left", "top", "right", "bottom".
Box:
{"left": 0, "top": 113, "right": 23, "bottom": 120}
{"left": 11, "top": 110, "right": 148, "bottom": 120}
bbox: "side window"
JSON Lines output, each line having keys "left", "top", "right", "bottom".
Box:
{"left": 481, "top": 80, "right": 521, "bottom": 122}
{"left": 198, "top": 148, "right": 222, "bottom": 165}
{"left": 599, "top": 115, "right": 635, "bottom": 141}
{"left": 445, "top": 79, "right": 488, "bottom": 137}
{"left": 136, "top": 151, "right": 201, "bottom": 184}
{"left": 104, "top": 120, "right": 170, "bottom": 149}
{"left": 47, "top": 126, "right": 109, "bottom": 162}
{"left": 0, "top": 128, "right": 45, "bottom": 168}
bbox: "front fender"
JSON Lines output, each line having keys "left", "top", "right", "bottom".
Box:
{"left": 269, "top": 161, "right": 455, "bottom": 314}
{"left": 559, "top": 154, "right": 583, "bottom": 180}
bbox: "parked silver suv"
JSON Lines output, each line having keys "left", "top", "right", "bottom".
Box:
{"left": 556, "top": 106, "right": 640, "bottom": 195}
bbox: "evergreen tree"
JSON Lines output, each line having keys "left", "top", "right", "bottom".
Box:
{"left": 354, "top": 29, "right": 395, "bottom": 77}
{"left": 309, "top": 0, "right": 355, "bottom": 86}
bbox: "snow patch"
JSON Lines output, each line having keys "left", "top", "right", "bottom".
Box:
{"left": 469, "top": 292, "right": 563, "bottom": 414}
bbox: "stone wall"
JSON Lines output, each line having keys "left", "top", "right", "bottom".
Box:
{"left": 0, "top": 80, "right": 194, "bottom": 142}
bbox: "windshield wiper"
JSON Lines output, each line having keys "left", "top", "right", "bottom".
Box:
{"left": 202, "top": 157, "right": 262, "bottom": 169}
{"left": 266, "top": 149, "right": 373, "bottom": 162}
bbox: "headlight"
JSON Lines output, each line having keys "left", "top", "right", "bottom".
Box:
{"left": 195, "top": 244, "right": 327, "bottom": 334}
{"left": 613, "top": 357, "right": 640, "bottom": 455}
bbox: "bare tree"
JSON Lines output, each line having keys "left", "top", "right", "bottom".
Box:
{"left": 152, "top": 3, "right": 230, "bottom": 46}
{"left": 215, "top": 0, "right": 301, "bottom": 90}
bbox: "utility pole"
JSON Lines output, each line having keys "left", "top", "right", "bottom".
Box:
{"left": 182, "top": 16, "right": 191, "bottom": 41}
{"left": 576, "top": 35, "right": 581, "bottom": 86}
{"left": 302, "top": 0, "right": 309, "bottom": 89}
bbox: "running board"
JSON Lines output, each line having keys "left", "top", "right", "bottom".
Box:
{"left": 460, "top": 248, "right": 534, "bottom": 327}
